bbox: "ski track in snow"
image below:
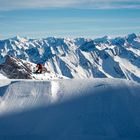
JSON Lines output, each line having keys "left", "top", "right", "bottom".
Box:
{"left": 51, "top": 81, "right": 60, "bottom": 102}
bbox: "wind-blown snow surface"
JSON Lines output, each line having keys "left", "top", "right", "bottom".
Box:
{"left": 0, "top": 33, "right": 140, "bottom": 82}
{"left": 0, "top": 79, "right": 140, "bottom": 140}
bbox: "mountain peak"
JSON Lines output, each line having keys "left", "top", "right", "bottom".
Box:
{"left": 103, "top": 35, "right": 111, "bottom": 40}
{"left": 126, "top": 33, "right": 137, "bottom": 43}
{"left": 10, "top": 35, "right": 28, "bottom": 42}
{"left": 127, "top": 33, "right": 137, "bottom": 38}
{"left": 11, "top": 35, "right": 21, "bottom": 41}
{"left": 94, "top": 35, "right": 111, "bottom": 44}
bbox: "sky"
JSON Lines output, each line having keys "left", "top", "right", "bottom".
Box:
{"left": 0, "top": 0, "right": 140, "bottom": 39}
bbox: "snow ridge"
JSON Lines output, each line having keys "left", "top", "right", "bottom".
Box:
{"left": 0, "top": 79, "right": 140, "bottom": 140}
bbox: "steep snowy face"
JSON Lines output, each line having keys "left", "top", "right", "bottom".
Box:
{"left": 0, "top": 34, "right": 140, "bottom": 82}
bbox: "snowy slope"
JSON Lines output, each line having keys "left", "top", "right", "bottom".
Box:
{"left": 0, "top": 79, "right": 140, "bottom": 140}
{"left": 0, "top": 73, "right": 8, "bottom": 79}
{"left": 0, "top": 55, "right": 67, "bottom": 80}
{"left": 0, "top": 33, "right": 140, "bottom": 82}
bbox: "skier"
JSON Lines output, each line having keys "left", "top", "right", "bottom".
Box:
{"left": 35, "top": 63, "right": 43, "bottom": 74}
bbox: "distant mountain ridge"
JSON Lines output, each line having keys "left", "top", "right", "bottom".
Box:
{"left": 0, "top": 33, "right": 140, "bottom": 82}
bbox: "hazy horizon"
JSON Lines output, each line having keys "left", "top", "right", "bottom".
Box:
{"left": 0, "top": 0, "right": 140, "bottom": 39}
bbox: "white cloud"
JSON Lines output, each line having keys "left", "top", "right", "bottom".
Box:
{"left": 0, "top": 0, "right": 140, "bottom": 10}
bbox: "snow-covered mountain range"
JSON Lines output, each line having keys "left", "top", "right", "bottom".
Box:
{"left": 0, "top": 33, "right": 140, "bottom": 82}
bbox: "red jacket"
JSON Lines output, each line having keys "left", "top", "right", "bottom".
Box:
{"left": 37, "top": 64, "right": 42, "bottom": 69}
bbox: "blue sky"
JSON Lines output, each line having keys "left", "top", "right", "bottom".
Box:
{"left": 0, "top": 0, "right": 140, "bottom": 39}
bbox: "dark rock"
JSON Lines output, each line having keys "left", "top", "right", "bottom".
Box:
{"left": 0, "top": 55, "right": 32, "bottom": 79}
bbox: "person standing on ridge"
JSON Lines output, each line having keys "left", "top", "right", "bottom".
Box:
{"left": 36, "top": 63, "right": 43, "bottom": 74}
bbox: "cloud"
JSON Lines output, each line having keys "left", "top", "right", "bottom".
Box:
{"left": 0, "top": 0, "right": 140, "bottom": 10}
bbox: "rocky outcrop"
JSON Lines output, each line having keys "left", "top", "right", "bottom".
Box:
{"left": 0, "top": 55, "right": 32, "bottom": 79}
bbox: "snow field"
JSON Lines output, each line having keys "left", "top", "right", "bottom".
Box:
{"left": 0, "top": 79, "right": 140, "bottom": 139}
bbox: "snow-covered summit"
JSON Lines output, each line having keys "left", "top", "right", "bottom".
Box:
{"left": 126, "top": 33, "right": 137, "bottom": 43}
{"left": 0, "top": 34, "right": 140, "bottom": 82}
